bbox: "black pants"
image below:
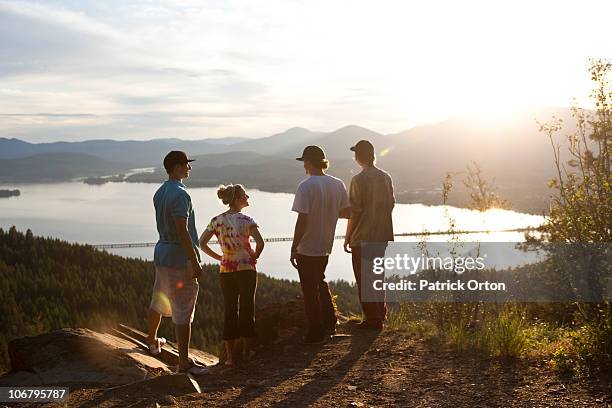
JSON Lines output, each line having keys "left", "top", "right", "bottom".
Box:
{"left": 220, "top": 270, "right": 257, "bottom": 340}
{"left": 296, "top": 254, "right": 337, "bottom": 338}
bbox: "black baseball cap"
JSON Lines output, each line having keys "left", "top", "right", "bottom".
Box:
{"left": 350, "top": 140, "right": 374, "bottom": 155}
{"left": 163, "top": 150, "right": 195, "bottom": 172}
{"left": 296, "top": 145, "right": 326, "bottom": 162}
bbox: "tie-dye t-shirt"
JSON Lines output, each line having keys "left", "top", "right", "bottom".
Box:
{"left": 205, "top": 212, "right": 258, "bottom": 273}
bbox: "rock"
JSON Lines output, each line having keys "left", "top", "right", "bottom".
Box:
{"left": 101, "top": 373, "right": 202, "bottom": 402}
{"left": 1, "top": 328, "right": 167, "bottom": 386}
{"left": 255, "top": 299, "right": 307, "bottom": 344}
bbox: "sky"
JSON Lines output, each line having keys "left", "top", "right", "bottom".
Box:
{"left": 1, "top": 0, "right": 610, "bottom": 142}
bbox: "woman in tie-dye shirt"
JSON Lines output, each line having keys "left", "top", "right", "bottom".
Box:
{"left": 199, "top": 184, "right": 264, "bottom": 366}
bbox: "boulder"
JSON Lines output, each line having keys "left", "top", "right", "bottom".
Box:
{"left": 2, "top": 328, "right": 168, "bottom": 386}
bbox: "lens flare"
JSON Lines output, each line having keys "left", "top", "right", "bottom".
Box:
{"left": 379, "top": 147, "right": 393, "bottom": 157}
{"left": 152, "top": 291, "right": 171, "bottom": 315}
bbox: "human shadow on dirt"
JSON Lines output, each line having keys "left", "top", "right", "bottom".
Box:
{"left": 253, "top": 327, "right": 380, "bottom": 408}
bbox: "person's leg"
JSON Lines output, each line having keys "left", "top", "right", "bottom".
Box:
{"left": 168, "top": 264, "right": 200, "bottom": 371}
{"left": 220, "top": 272, "right": 240, "bottom": 364}
{"left": 148, "top": 265, "right": 172, "bottom": 346}
{"left": 351, "top": 246, "right": 368, "bottom": 319}
{"left": 147, "top": 308, "right": 162, "bottom": 343}
{"left": 297, "top": 255, "right": 324, "bottom": 339}
{"left": 238, "top": 270, "right": 257, "bottom": 357}
{"left": 224, "top": 339, "right": 239, "bottom": 365}
{"left": 371, "top": 243, "right": 388, "bottom": 324}
{"left": 353, "top": 246, "right": 382, "bottom": 327}
{"left": 315, "top": 256, "right": 337, "bottom": 333}
{"left": 176, "top": 323, "right": 191, "bottom": 370}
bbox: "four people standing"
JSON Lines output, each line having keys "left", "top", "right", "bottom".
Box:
{"left": 148, "top": 139, "right": 393, "bottom": 369}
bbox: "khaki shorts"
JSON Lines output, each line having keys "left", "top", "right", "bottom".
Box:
{"left": 150, "top": 264, "right": 199, "bottom": 325}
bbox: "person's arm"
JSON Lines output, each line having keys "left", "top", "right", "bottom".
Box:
{"left": 249, "top": 226, "right": 265, "bottom": 259}
{"left": 344, "top": 178, "right": 360, "bottom": 252}
{"left": 290, "top": 213, "right": 308, "bottom": 269}
{"left": 173, "top": 216, "right": 203, "bottom": 278}
{"left": 389, "top": 175, "right": 396, "bottom": 211}
{"left": 199, "top": 229, "right": 223, "bottom": 261}
{"left": 339, "top": 180, "right": 351, "bottom": 219}
{"left": 344, "top": 218, "right": 353, "bottom": 253}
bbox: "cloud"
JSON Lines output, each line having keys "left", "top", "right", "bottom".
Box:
{"left": 0, "top": 113, "right": 99, "bottom": 118}
{"left": 0, "top": 0, "right": 610, "bottom": 142}
{"left": 0, "top": 1, "right": 123, "bottom": 76}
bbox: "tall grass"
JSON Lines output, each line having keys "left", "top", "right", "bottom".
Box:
{"left": 387, "top": 303, "right": 532, "bottom": 358}
{"left": 387, "top": 301, "right": 612, "bottom": 374}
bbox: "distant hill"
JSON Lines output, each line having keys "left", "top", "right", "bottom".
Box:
{"left": 0, "top": 152, "right": 130, "bottom": 182}
{"left": 306, "top": 125, "right": 387, "bottom": 160}
{"left": 127, "top": 157, "right": 307, "bottom": 193}
{"left": 1, "top": 107, "right": 586, "bottom": 212}
{"left": 375, "top": 108, "right": 582, "bottom": 211}
{"left": 0, "top": 137, "right": 243, "bottom": 165}
{"left": 222, "top": 127, "right": 322, "bottom": 157}
{"left": 128, "top": 108, "right": 582, "bottom": 212}
{"left": 190, "top": 151, "right": 273, "bottom": 167}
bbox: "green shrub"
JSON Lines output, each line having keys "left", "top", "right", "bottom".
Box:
{"left": 550, "top": 344, "right": 578, "bottom": 375}
{"left": 572, "top": 305, "right": 612, "bottom": 371}
{"left": 486, "top": 310, "right": 528, "bottom": 358}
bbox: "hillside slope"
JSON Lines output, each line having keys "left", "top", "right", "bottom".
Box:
{"left": 0, "top": 152, "right": 130, "bottom": 182}
{"left": 2, "top": 319, "right": 609, "bottom": 407}
{"left": 0, "top": 137, "right": 241, "bottom": 165}
{"left": 0, "top": 227, "right": 359, "bottom": 371}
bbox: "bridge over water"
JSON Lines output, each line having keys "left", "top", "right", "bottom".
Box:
{"left": 91, "top": 227, "right": 538, "bottom": 249}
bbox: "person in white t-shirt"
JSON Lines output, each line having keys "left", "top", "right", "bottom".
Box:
{"left": 290, "top": 145, "right": 350, "bottom": 344}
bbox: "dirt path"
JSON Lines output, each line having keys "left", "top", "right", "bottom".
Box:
{"left": 59, "top": 322, "right": 610, "bottom": 407}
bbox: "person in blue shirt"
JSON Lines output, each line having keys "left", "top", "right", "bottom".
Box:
{"left": 146, "top": 150, "right": 207, "bottom": 375}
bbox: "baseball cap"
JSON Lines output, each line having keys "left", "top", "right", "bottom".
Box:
{"left": 296, "top": 145, "right": 326, "bottom": 162}
{"left": 163, "top": 150, "right": 195, "bottom": 172}
{"left": 350, "top": 140, "right": 374, "bottom": 155}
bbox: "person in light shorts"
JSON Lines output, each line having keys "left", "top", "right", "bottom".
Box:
{"left": 147, "top": 150, "right": 207, "bottom": 376}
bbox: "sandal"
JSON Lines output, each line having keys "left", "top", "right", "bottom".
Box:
{"left": 148, "top": 337, "right": 167, "bottom": 356}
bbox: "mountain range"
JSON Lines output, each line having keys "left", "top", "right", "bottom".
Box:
{"left": 0, "top": 107, "right": 583, "bottom": 213}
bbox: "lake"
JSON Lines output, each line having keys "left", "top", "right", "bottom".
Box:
{"left": 0, "top": 182, "right": 545, "bottom": 282}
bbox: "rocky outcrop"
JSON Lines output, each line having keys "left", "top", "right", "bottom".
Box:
{"left": 0, "top": 327, "right": 217, "bottom": 387}
{"left": 255, "top": 299, "right": 307, "bottom": 344}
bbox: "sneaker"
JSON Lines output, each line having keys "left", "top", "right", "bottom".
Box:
{"left": 148, "top": 337, "right": 167, "bottom": 356}
{"left": 177, "top": 362, "right": 209, "bottom": 376}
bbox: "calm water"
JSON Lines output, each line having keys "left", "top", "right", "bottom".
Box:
{"left": 0, "top": 182, "right": 545, "bottom": 282}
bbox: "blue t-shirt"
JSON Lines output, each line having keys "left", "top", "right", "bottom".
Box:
{"left": 153, "top": 180, "right": 200, "bottom": 267}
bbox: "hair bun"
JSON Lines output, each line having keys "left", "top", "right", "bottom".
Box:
{"left": 217, "top": 185, "right": 228, "bottom": 201}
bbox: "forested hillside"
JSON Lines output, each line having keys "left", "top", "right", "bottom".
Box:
{"left": 0, "top": 227, "right": 359, "bottom": 371}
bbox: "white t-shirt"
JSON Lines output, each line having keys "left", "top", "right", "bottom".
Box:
{"left": 291, "top": 174, "right": 349, "bottom": 256}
